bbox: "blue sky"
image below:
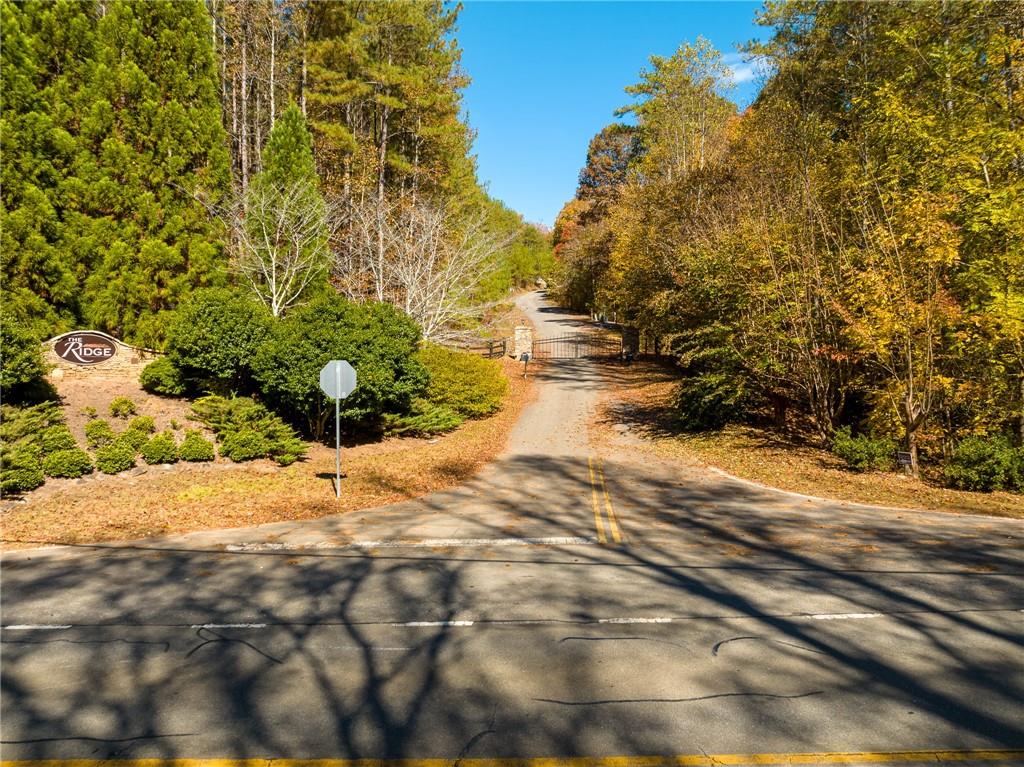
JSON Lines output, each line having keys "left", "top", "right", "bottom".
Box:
{"left": 455, "top": 1, "right": 770, "bottom": 226}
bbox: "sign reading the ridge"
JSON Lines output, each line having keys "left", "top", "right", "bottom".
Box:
{"left": 319, "top": 360, "right": 357, "bottom": 501}
{"left": 54, "top": 332, "right": 117, "bottom": 365}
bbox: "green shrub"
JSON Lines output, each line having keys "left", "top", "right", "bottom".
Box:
{"left": 40, "top": 424, "right": 78, "bottom": 454}
{"left": 251, "top": 294, "right": 427, "bottom": 437}
{"left": 179, "top": 430, "right": 215, "bottom": 462}
{"left": 170, "top": 419, "right": 181, "bottom": 430}
{"left": 831, "top": 426, "right": 896, "bottom": 472}
{"left": 219, "top": 429, "right": 269, "bottom": 462}
{"left": 1, "top": 446, "right": 45, "bottom": 494}
{"left": 82, "top": 406, "right": 97, "bottom": 418}
{"left": 85, "top": 419, "right": 117, "bottom": 449}
{"left": 944, "top": 436, "right": 1024, "bottom": 492}
{"left": 141, "top": 431, "right": 179, "bottom": 465}
{"left": 166, "top": 288, "right": 272, "bottom": 391}
{"left": 191, "top": 395, "right": 306, "bottom": 465}
{"left": 140, "top": 356, "right": 187, "bottom": 396}
{"left": 417, "top": 344, "right": 506, "bottom": 419}
{"left": 0, "top": 315, "right": 51, "bottom": 403}
{"left": 673, "top": 373, "right": 755, "bottom": 432}
{"left": 95, "top": 441, "right": 137, "bottom": 474}
{"left": 384, "top": 399, "right": 464, "bottom": 436}
{"left": 0, "top": 402, "right": 64, "bottom": 444}
{"left": 128, "top": 415, "right": 156, "bottom": 434}
{"left": 109, "top": 397, "right": 137, "bottom": 418}
{"left": 117, "top": 428, "right": 149, "bottom": 452}
{"left": 42, "top": 448, "right": 93, "bottom": 478}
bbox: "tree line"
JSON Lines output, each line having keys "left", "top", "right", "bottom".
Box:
{"left": 553, "top": 1, "right": 1022, "bottom": 484}
{"left": 1, "top": 0, "right": 552, "bottom": 352}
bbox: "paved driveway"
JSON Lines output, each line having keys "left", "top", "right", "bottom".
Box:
{"left": 2, "top": 293, "right": 1022, "bottom": 764}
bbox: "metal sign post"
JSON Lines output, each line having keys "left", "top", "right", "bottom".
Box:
{"left": 319, "top": 360, "right": 357, "bottom": 499}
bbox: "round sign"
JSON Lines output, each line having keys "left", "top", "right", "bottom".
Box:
{"left": 54, "top": 332, "right": 118, "bottom": 365}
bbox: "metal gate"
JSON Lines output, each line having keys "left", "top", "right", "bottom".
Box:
{"left": 531, "top": 332, "right": 622, "bottom": 360}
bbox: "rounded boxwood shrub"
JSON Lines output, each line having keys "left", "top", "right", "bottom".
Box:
{"left": 1, "top": 447, "right": 45, "bottom": 493}
{"left": 109, "top": 397, "right": 138, "bottom": 418}
{"left": 417, "top": 344, "right": 507, "bottom": 419}
{"left": 42, "top": 448, "right": 93, "bottom": 478}
{"left": 41, "top": 424, "right": 78, "bottom": 454}
{"left": 141, "top": 431, "right": 179, "bottom": 465}
{"left": 128, "top": 415, "right": 156, "bottom": 434}
{"left": 85, "top": 418, "right": 116, "bottom": 449}
{"left": 831, "top": 426, "right": 895, "bottom": 472}
{"left": 944, "top": 436, "right": 1024, "bottom": 492}
{"left": 167, "top": 288, "right": 272, "bottom": 391}
{"left": 140, "top": 357, "right": 187, "bottom": 396}
{"left": 179, "top": 430, "right": 215, "bottom": 462}
{"left": 219, "top": 429, "right": 269, "bottom": 462}
{"left": 95, "top": 441, "right": 137, "bottom": 474}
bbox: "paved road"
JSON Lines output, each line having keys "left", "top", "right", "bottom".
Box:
{"left": 2, "top": 293, "right": 1022, "bottom": 764}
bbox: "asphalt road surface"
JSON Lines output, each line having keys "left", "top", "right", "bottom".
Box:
{"left": 2, "top": 293, "right": 1022, "bottom": 765}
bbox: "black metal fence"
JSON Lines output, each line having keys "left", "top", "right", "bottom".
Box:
{"left": 531, "top": 332, "right": 622, "bottom": 360}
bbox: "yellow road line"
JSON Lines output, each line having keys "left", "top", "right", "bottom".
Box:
{"left": 596, "top": 458, "right": 624, "bottom": 543}
{"left": 4, "top": 750, "right": 1021, "bottom": 766}
{"left": 587, "top": 456, "right": 607, "bottom": 544}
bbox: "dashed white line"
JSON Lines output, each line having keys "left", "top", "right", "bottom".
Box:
{"left": 397, "top": 620, "right": 474, "bottom": 627}
{"left": 190, "top": 623, "right": 268, "bottom": 629}
{"left": 1, "top": 624, "right": 71, "bottom": 631}
{"left": 806, "top": 612, "right": 883, "bottom": 621}
{"left": 596, "top": 617, "right": 674, "bottom": 624}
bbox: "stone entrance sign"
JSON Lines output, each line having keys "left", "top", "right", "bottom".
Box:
{"left": 44, "top": 330, "right": 161, "bottom": 380}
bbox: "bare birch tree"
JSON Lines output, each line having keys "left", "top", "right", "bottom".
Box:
{"left": 334, "top": 197, "right": 513, "bottom": 340}
{"left": 230, "top": 180, "right": 336, "bottom": 317}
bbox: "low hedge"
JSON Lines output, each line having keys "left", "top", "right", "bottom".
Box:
{"left": 944, "top": 436, "right": 1024, "bottom": 492}
{"left": 1, "top": 446, "right": 45, "bottom": 493}
{"left": 417, "top": 344, "right": 507, "bottom": 419}
{"left": 141, "top": 431, "right": 179, "bottom": 465}
{"left": 40, "top": 425, "right": 78, "bottom": 455}
{"left": 85, "top": 419, "right": 117, "bottom": 449}
{"left": 95, "top": 441, "right": 137, "bottom": 474}
{"left": 109, "top": 396, "right": 138, "bottom": 418}
{"left": 831, "top": 426, "right": 895, "bottom": 472}
{"left": 191, "top": 395, "right": 305, "bottom": 466}
{"left": 179, "top": 430, "right": 215, "bottom": 462}
{"left": 128, "top": 415, "right": 156, "bottom": 434}
{"left": 42, "top": 448, "right": 93, "bottom": 478}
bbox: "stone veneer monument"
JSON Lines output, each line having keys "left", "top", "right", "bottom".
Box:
{"left": 43, "top": 330, "right": 162, "bottom": 381}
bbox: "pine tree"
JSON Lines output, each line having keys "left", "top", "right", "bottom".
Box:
{"left": 0, "top": 0, "right": 97, "bottom": 337}
{"left": 79, "top": 0, "right": 231, "bottom": 347}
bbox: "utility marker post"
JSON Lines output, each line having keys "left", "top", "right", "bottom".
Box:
{"left": 319, "top": 360, "right": 357, "bottom": 499}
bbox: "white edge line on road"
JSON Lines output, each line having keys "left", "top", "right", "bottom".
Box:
{"left": 1, "top": 624, "right": 72, "bottom": 631}
{"left": 225, "top": 537, "right": 597, "bottom": 552}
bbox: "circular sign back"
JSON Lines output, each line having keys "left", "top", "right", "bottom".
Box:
{"left": 54, "top": 332, "right": 118, "bottom": 365}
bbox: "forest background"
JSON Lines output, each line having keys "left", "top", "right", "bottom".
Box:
{"left": 552, "top": 1, "right": 1023, "bottom": 489}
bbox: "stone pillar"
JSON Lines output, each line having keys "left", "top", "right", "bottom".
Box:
{"left": 513, "top": 324, "right": 533, "bottom": 359}
{"left": 621, "top": 326, "right": 640, "bottom": 356}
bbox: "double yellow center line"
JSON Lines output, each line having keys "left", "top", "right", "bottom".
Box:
{"left": 588, "top": 456, "right": 625, "bottom": 544}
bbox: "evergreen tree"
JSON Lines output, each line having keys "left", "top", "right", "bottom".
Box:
{"left": 79, "top": 0, "right": 231, "bottom": 347}
{"left": 0, "top": 0, "right": 97, "bottom": 337}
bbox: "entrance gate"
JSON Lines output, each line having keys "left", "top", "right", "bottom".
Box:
{"left": 531, "top": 332, "right": 622, "bottom": 360}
